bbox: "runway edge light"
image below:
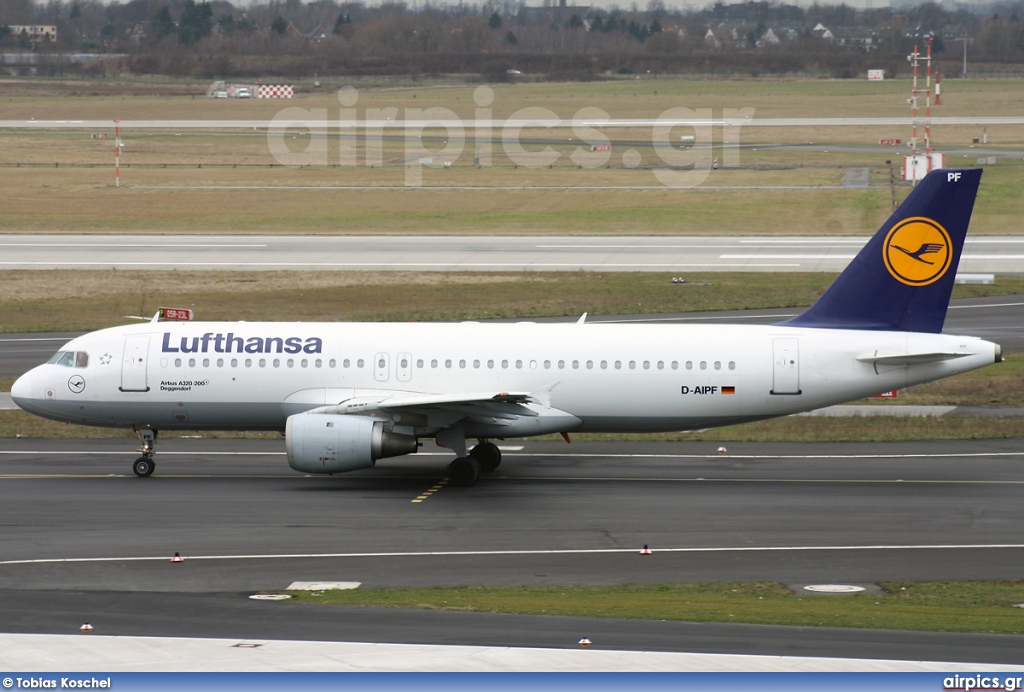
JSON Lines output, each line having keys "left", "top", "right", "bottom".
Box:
{"left": 171, "top": 552, "right": 184, "bottom": 563}
{"left": 640, "top": 544, "right": 652, "bottom": 555}
{"left": 578, "top": 638, "right": 592, "bottom": 647}
{"left": 80, "top": 622, "right": 94, "bottom": 633}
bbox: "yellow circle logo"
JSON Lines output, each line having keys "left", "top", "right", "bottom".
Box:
{"left": 883, "top": 217, "right": 952, "bottom": 287}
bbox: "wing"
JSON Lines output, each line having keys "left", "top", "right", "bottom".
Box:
{"left": 297, "top": 382, "right": 576, "bottom": 434}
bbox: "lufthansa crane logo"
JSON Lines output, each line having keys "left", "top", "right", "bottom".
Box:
{"left": 883, "top": 217, "right": 953, "bottom": 287}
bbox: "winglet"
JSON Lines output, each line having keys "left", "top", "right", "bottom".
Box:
{"left": 780, "top": 168, "right": 982, "bottom": 333}
{"left": 577, "top": 313, "right": 588, "bottom": 325}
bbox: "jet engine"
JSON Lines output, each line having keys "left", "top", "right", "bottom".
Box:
{"left": 285, "top": 412, "right": 417, "bottom": 474}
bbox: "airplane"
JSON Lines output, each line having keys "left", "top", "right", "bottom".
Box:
{"left": 11, "top": 168, "right": 1000, "bottom": 487}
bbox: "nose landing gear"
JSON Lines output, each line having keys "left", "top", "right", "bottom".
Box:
{"left": 132, "top": 428, "right": 157, "bottom": 477}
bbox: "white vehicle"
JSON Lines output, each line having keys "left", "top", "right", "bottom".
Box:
{"left": 212, "top": 91, "right": 228, "bottom": 98}
{"left": 12, "top": 170, "right": 998, "bottom": 487}
{"left": 235, "top": 87, "right": 252, "bottom": 98}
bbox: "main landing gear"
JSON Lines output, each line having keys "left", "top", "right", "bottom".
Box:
{"left": 133, "top": 428, "right": 157, "bottom": 478}
{"left": 445, "top": 440, "right": 502, "bottom": 488}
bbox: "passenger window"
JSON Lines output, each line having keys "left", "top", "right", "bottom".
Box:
{"left": 459, "top": 360, "right": 466, "bottom": 369}
{"left": 231, "top": 359, "right": 238, "bottom": 368}
{"left": 686, "top": 361, "right": 693, "bottom": 370}
{"left": 558, "top": 360, "right": 565, "bottom": 369}
{"left": 516, "top": 360, "right": 523, "bottom": 369}
{"left": 671, "top": 361, "right": 678, "bottom": 370}
{"left": 487, "top": 360, "right": 494, "bottom": 369}
{"left": 445, "top": 359, "right": 452, "bottom": 369}
{"left": 530, "top": 360, "right": 537, "bottom": 369}
{"left": 203, "top": 358, "right": 211, "bottom": 368}
{"left": 473, "top": 359, "right": 480, "bottom": 369}
{"left": 315, "top": 359, "right": 322, "bottom": 368}
{"left": 217, "top": 359, "right": 224, "bottom": 367}
{"left": 729, "top": 361, "right": 736, "bottom": 370}
{"left": 643, "top": 361, "right": 650, "bottom": 370}
{"left": 329, "top": 359, "right": 336, "bottom": 368}
{"left": 586, "top": 360, "right": 593, "bottom": 369}
{"left": 357, "top": 359, "right": 364, "bottom": 368}
{"left": 572, "top": 360, "right": 579, "bottom": 369}
{"left": 417, "top": 359, "right": 424, "bottom": 368}
{"left": 614, "top": 360, "right": 621, "bottom": 370}
{"left": 189, "top": 358, "right": 197, "bottom": 367}
{"left": 714, "top": 361, "right": 721, "bottom": 370}
{"left": 502, "top": 360, "right": 509, "bottom": 369}
{"left": 431, "top": 359, "right": 438, "bottom": 368}
{"left": 657, "top": 361, "right": 664, "bottom": 370}
{"left": 301, "top": 359, "right": 308, "bottom": 368}
{"left": 600, "top": 361, "right": 607, "bottom": 370}
{"left": 700, "top": 361, "right": 707, "bottom": 370}
{"left": 245, "top": 359, "right": 253, "bottom": 368}
{"left": 629, "top": 361, "right": 636, "bottom": 370}
{"left": 75, "top": 352, "right": 89, "bottom": 368}
{"left": 175, "top": 358, "right": 182, "bottom": 367}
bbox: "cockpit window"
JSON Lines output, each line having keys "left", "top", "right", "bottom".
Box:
{"left": 47, "top": 351, "right": 88, "bottom": 368}
{"left": 52, "top": 351, "right": 76, "bottom": 367}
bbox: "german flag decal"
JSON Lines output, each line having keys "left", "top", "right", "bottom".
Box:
{"left": 722, "top": 386, "right": 736, "bottom": 395}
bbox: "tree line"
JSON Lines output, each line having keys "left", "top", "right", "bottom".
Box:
{"left": 2, "top": 0, "right": 1024, "bottom": 79}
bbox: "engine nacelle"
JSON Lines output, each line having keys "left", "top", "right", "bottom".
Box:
{"left": 286, "top": 412, "right": 417, "bottom": 474}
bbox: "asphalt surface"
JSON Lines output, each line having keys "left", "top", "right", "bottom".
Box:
{"left": 2, "top": 234, "right": 1024, "bottom": 273}
{"left": 2, "top": 300, "right": 1023, "bottom": 664}
{"left": 0, "top": 437, "right": 1023, "bottom": 664}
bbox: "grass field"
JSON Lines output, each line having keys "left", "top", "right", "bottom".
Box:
{"left": 1, "top": 77, "right": 1022, "bottom": 234}
{"left": 279, "top": 580, "right": 1024, "bottom": 635}
{"left": 3, "top": 269, "right": 1022, "bottom": 332}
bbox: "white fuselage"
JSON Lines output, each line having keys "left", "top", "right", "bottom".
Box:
{"left": 12, "top": 321, "right": 1000, "bottom": 437}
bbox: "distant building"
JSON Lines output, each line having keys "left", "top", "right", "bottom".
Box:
{"left": 9, "top": 25, "right": 57, "bottom": 44}
{"left": 517, "top": 0, "right": 594, "bottom": 27}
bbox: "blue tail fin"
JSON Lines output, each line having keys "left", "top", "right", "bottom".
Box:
{"left": 780, "top": 168, "right": 982, "bottom": 333}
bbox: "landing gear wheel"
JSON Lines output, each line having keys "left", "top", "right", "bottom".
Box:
{"left": 446, "top": 456, "right": 481, "bottom": 487}
{"left": 470, "top": 442, "right": 502, "bottom": 473}
{"left": 133, "top": 457, "right": 155, "bottom": 478}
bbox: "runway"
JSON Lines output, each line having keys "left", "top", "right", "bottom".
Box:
{"left": 5, "top": 116, "right": 1024, "bottom": 130}
{"left": 3, "top": 302, "right": 1024, "bottom": 668}
{"left": 1, "top": 437, "right": 1023, "bottom": 665}
{"left": 2, "top": 234, "right": 1024, "bottom": 273}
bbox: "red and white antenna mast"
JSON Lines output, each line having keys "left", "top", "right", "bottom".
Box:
{"left": 114, "top": 119, "right": 122, "bottom": 188}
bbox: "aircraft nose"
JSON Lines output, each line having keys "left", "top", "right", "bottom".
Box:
{"left": 11, "top": 371, "right": 32, "bottom": 407}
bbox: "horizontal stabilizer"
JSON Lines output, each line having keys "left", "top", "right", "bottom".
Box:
{"left": 856, "top": 351, "right": 970, "bottom": 366}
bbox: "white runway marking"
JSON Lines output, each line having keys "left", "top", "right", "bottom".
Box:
{"left": 723, "top": 254, "right": 1024, "bottom": 260}
{"left": 2, "top": 543, "right": 1023, "bottom": 567}
{"left": 0, "top": 243, "right": 267, "bottom": 248}
{"left": 0, "top": 262, "right": 804, "bottom": 268}
{"left": 2, "top": 449, "right": 1024, "bottom": 460}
